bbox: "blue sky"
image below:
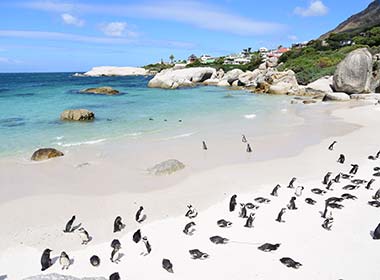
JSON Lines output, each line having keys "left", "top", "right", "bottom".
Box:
{"left": 0, "top": 0, "right": 375, "bottom": 72}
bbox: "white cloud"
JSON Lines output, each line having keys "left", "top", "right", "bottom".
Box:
{"left": 100, "top": 22, "right": 137, "bottom": 37}
{"left": 288, "top": 35, "right": 298, "bottom": 41}
{"left": 21, "top": 1, "right": 286, "bottom": 36}
{"left": 294, "top": 1, "right": 328, "bottom": 17}
{"left": 61, "top": 13, "right": 85, "bottom": 27}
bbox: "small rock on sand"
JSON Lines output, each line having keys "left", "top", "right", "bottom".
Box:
{"left": 148, "top": 159, "right": 185, "bottom": 175}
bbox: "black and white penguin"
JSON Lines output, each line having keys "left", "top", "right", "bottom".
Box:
{"left": 287, "top": 197, "right": 297, "bottom": 210}
{"left": 142, "top": 236, "right": 152, "bottom": 255}
{"left": 366, "top": 179, "right": 375, "bottom": 190}
{"left": 217, "top": 219, "right": 232, "bottom": 228}
{"left": 295, "top": 186, "right": 304, "bottom": 197}
{"left": 258, "top": 243, "right": 280, "bottom": 252}
{"left": 373, "top": 188, "right": 380, "bottom": 200}
{"left": 90, "top": 255, "right": 100, "bottom": 267}
{"left": 183, "top": 222, "right": 196, "bottom": 235}
{"left": 341, "top": 193, "right": 357, "bottom": 200}
{"left": 110, "top": 239, "right": 122, "bottom": 263}
{"left": 254, "top": 197, "right": 271, "bottom": 204}
{"left": 337, "top": 154, "right": 345, "bottom": 164}
{"left": 305, "top": 198, "right": 316, "bottom": 205}
{"left": 280, "top": 257, "right": 302, "bottom": 269}
{"left": 333, "top": 173, "right": 341, "bottom": 183}
{"left": 41, "top": 249, "right": 52, "bottom": 271}
{"left": 242, "top": 135, "right": 247, "bottom": 143}
{"left": 189, "top": 249, "right": 209, "bottom": 260}
{"left": 185, "top": 205, "right": 198, "bottom": 219}
{"left": 311, "top": 188, "right": 326, "bottom": 195}
{"left": 229, "top": 194, "right": 237, "bottom": 212}
{"left": 323, "top": 172, "right": 332, "bottom": 185}
{"left": 276, "top": 208, "right": 286, "bottom": 223}
{"left": 109, "top": 272, "right": 120, "bottom": 280}
{"left": 322, "top": 215, "right": 334, "bottom": 231}
{"left": 63, "top": 216, "right": 76, "bottom": 233}
{"left": 202, "top": 141, "right": 208, "bottom": 150}
{"left": 78, "top": 228, "right": 91, "bottom": 245}
{"left": 373, "top": 223, "right": 380, "bottom": 239}
{"left": 135, "top": 206, "right": 146, "bottom": 223}
{"left": 244, "top": 213, "right": 255, "bottom": 228}
{"left": 59, "top": 251, "right": 70, "bottom": 270}
{"left": 210, "top": 236, "right": 229, "bottom": 244}
{"left": 239, "top": 203, "right": 248, "bottom": 218}
{"left": 113, "top": 216, "right": 125, "bottom": 233}
{"left": 271, "top": 184, "right": 281, "bottom": 197}
{"left": 328, "top": 141, "right": 337, "bottom": 151}
{"left": 246, "top": 143, "right": 252, "bottom": 153}
{"left": 133, "top": 229, "right": 142, "bottom": 243}
{"left": 343, "top": 184, "right": 359, "bottom": 190}
{"left": 349, "top": 164, "right": 359, "bottom": 175}
{"left": 287, "top": 177, "right": 297, "bottom": 188}
{"left": 377, "top": 150, "right": 380, "bottom": 159}
{"left": 162, "top": 258, "right": 174, "bottom": 273}
{"left": 368, "top": 201, "right": 380, "bottom": 208}
{"left": 326, "top": 180, "right": 334, "bottom": 190}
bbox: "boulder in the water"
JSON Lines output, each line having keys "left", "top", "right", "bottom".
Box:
{"left": 81, "top": 87, "right": 120, "bottom": 95}
{"left": 31, "top": 148, "right": 64, "bottom": 161}
{"left": 60, "top": 109, "right": 95, "bottom": 121}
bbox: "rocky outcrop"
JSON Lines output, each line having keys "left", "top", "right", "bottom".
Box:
{"left": 60, "top": 109, "right": 95, "bottom": 121}
{"left": 31, "top": 148, "right": 64, "bottom": 161}
{"left": 350, "top": 93, "right": 380, "bottom": 100}
{"left": 268, "top": 70, "right": 300, "bottom": 95}
{"left": 148, "top": 67, "right": 216, "bottom": 89}
{"left": 148, "top": 159, "right": 185, "bottom": 175}
{"left": 322, "top": 92, "right": 351, "bottom": 102}
{"left": 82, "top": 66, "right": 147, "bottom": 77}
{"left": 333, "top": 48, "right": 373, "bottom": 94}
{"left": 222, "top": 69, "right": 244, "bottom": 85}
{"left": 305, "top": 76, "right": 333, "bottom": 93}
{"left": 23, "top": 274, "right": 106, "bottom": 280}
{"left": 81, "top": 87, "right": 120, "bottom": 95}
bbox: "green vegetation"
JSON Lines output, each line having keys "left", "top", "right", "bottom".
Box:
{"left": 353, "top": 26, "right": 380, "bottom": 47}
{"left": 143, "top": 62, "right": 172, "bottom": 73}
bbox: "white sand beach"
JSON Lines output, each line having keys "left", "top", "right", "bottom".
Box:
{"left": 0, "top": 102, "right": 380, "bottom": 279}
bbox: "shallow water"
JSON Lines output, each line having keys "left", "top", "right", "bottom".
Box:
{"left": 0, "top": 73, "right": 293, "bottom": 157}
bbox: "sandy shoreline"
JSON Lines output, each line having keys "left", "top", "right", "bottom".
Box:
{"left": 0, "top": 101, "right": 379, "bottom": 279}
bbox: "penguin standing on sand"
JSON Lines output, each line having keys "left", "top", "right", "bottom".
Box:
{"left": 63, "top": 216, "right": 76, "bottom": 233}
{"left": 185, "top": 205, "right": 198, "bottom": 219}
{"left": 323, "top": 172, "right": 332, "bottom": 185}
{"left": 373, "top": 188, "right": 380, "bottom": 200}
{"left": 90, "top": 255, "right": 100, "bottom": 267}
{"left": 59, "top": 251, "right": 70, "bottom": 270}
{"left": 271, "top": 184, "right": 281, "bottom": 196}
{"left": 142, "top": 236, "right": 152, "bottom": 255}
{"left": 373, "top": 223, "right": 380, "bottom": 239}
{"left": 326, "top": 180, "right": 334, "bottom": 191}
{"left": 287, "top": 177, "right": 296, "bottom": 189}
{"left": 366, "top": 179, "right": 375, "bottom": 190}
{"left": 133, "top": 229, "right": 142, "bottom": 243}
{"left": 244, "top": 213, "right": 255, "bottom": 228}
{"left": 78, "top": 228, "right": 91, "bottom": 245}
{"left": 328, "top": 141, "right": 337, "bottom": 151}
{"left": 239, "top": 203, "right": 248, "bottom": 218}
{"left": 276, "top": 208, "right": 286, "bottom": 223}
{"left": 162, "top": 258, "right": 174, "bottom": 273}
{"left": 377, "top": 150, "right": 380, "bottom": 159}
{"left": 350, "top": 164, "right": 359, "bottom": 175}
{"left": 322, "top": 213, "right": 334, "bottom": 231}
{"left": 246, "top": 143, "right": 252, "bottom": 153}
{"left": 202, "top": 141, "right": 208, "bottom": 150}
{"left": 41, "top": 249, "right": 52, "bottom": 271}
{"left": 287, "top": 197, "right": 297, "bottom": 210}
{"left": 242, "top": 135, "right": 247, "bottom": 143}
{"left": 333, "top": 173, "right": 341, "bottom": 183}
{"left": 229, "top": 194, "right": 237, "bottom": 212}
{"left": 337, "top": 154, "right": 345, "bottom": 164}
{"left": 110, "top": 239, "right": 122, "bottom": 263}
{"left": 135, "top": 206, "right": 146, "bottom": 223}
{"left": 183, "top": 222, "right": 196, "bottom": 235}
{"left": 113, "top": 216, "right": 125, "bottom": 233}
{"left": 295, "top": 186, "right": 304, "bottom": 197}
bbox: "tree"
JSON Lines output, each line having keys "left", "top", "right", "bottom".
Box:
{"left": 169, "top": 54, "right": 175, "bottom": 64}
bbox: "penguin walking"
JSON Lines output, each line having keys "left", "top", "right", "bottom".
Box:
{"left": 323, "top": 172, "right": 332, "bottom": 185}
{"left": 59, "top": 251, "right": 71, "bottom": 270}
{"left": 287, "top": 177, "right": 296, "bottom": 189}
{"left": 271, "top": 184, "right": 281, "bottom": 196}
{"left": 113, "top": 216, "right": 125, "bottom": 233}
{"left": 276, "top": 208, "right": 286, "bottom": 223}
{"left": 78, "top": 228, "right": 91, "bottom": 245}
{"left": 333, "top": 173, "right": 341, "bottom": 183}
{"left": 229, "top": 194, "right": 237, "bottom": 212}
{"left": 185, "top": 205, "right": 198, "bottom": 219}
{"left": 350, "top": 164, "right": 359, "bottom": 175}
{"left": 142, "top": 236, "right": 152, "bottom": 255}
{"left": 326, "top": 180, "right": 334, "bottom": 191}
{"left": 110, "top": 239, "right": 122, "bottom": 263}
{"left": 202, "top": 141, "right": 208, "bottom": 150}
{"left": 337, "top": 154, "right": 345, "bottom": 164}
{"left": 183, "top": 222, "right": 196, "bottom": 235}
{"left": 41, "top": 249, "right": 52, "bottom": 271}
{"left": 162, "top": 258, "right": 174, "bottom": 273}
{"left": 246, "top": 143, "right": 252, "bottom": 153}
{"left": 135, "top": 206, "right": 146, "bottom": 223}
{"left": 328, "top": 141, "right": 337, "bottom": 151}
{"left": 366, "top": 179, "right": 375, "bottom": 190}
{"left": 63, "top": 216, "right": 76, "bottom": 233}
{"left": 242, "top": 135, "right": 247, "bottom": 143}
{"left": 244, "top": 213, "right": 255, "bottom": 228}
{"left": 295, "top": 186, "right": 304, "bottom": 197}
{"left": 133, "top": 229, "right": 142, "bottom": 243}
{"left": 287, "top": 197, "right": 297, "bottom": 210}
{"left": 239, "top": 203, "right": 247, "bottom": 218}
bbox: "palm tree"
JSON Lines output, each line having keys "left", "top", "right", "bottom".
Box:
{"left": 169, "top": 54, "right": 175, "bottom": 64}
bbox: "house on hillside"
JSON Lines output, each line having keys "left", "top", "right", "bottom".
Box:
{"left": 200, "top": 54, "right": 216, "bottom": 64}
{"left": 187, "top": 54, "right": 198, "bottom": 64}
{"left": 268, "top": 47, "right": 290, "bottom": 58}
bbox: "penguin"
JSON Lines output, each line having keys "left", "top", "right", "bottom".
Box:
{"left": 343, "top": 184, "right": 359, "bottom": 190}
{"left": 377, "top": 150, "right": 380, "bottom": 159}
{"left": 276, "top": 208, "right": 286, "bottom": 223}
{"left": 109, "top": 272, "right": 120, "bottom": 280}
{"left": 242, "top": 135, "right": 247, "bottom": 143}
{"left": 375, "top": 167, "right": 380, "bottom": 172}
{"left": 41, "top": 249, "right": 52, "bottom": 271}
{"left": 245, "top": 203, "right": 259, "bottom": 209}
{"left": 254, "top": 197, "right": 271, "bottom": 204}
{"left": 110, "top": 239, "right": 121, "bottom": 263}
{"left": 352, "top": 179, "right": 367, "bottom": 185}
{"left": 373, "top": 188, "right": 380, "bottom": 200}
{"left": 295, "top": 186, "right": 304, "bottom": 197}
{"left": 189, "top": 249, "right": 209, "bottom": 260}
{"left": 185, "top": 205, "right": 198, "bottom": 219}
{"left": 368, "top": 201, "right": 380, "bottom": 208}
{"left": 217, "top": 219, "right": 232, "bottom": 228}
{"left": 311, "top": 188, "right": 326, "bottom": 195}
{"left": 328, "top": 141, "right": 337, "bottom": 151}
{"left": 183, "top": 221, "right": 196, "bottom": 235}
{"left": 202, "top": 141, "right": 208, "bottom": 150}
{"left": 341, "top": 173, "right": 352, "bottom": 179}
{"left": 341, "top": 193, "right": 357, "bottom": 200}
{"left": 63, "top": 216, "right": 76, "bottom": 233}
{"left": 369, "top": 155, "right": 376, "bottom": 160}
{"left": 322, "top": 215, "right": 334, "bottom": 231}
{"left": 78, "top": 228, "right": 91, "bottom": 245}
{"left": 244, "top": 213, "right": 255, "bottom": 228}
{"left": 135, "top": 206, "right": 146, "bottom": 223}
{"left": 162, "top": 258, "right": 174, "bottom": 273}
{"left": 59, "top": 251, "right": 70, "bottom": 270}
{"left": 142, "top": 236, "right": 152, "bottom": 255}
{"left": 287, "top": 197, "right": 297, "bottom": 210}
{"left": 133, "top": 229, "right": 142, "bottom": 243}
{"left": 337, "top": 154, "right": 345, "bottom": 164}
{"left": 280, "top": 257, "right": 302, "bottom": 269}
{"left": 246, "top": 143, "right": 252, "bottom": 153}
{"left": 239, "top": 203, "right": 247, "bottom": 218}
{"left": 323, "top": 172, "right": 332, "bottom": 185}
{"left": 373, "top": 223, "right": 380, "bottom": 239}
{"left": 210, "top": 236, "right": 229, "bottom": 244}
{"left": 349, "top": 164, "right": 359, "bottom": 175}
{"left": 326, "top": 180, "right": 334, "bottom": 191}
{"left": 287, "top": 177, "right": 296, "bottom": 188}
{"left": 113, "top": 216, "right": 125, "bottom": 233}
{"left": 90, "top": 255, "right": 100, "bottom": 267}
{"left": 258, "top": 243, "right": 280, "bottom": 252}
{"left": 333, "top": 173, "right": 341, "bottom": 183}
{"left": 366, "top": 179, "right": 375, "bottom": 190}
{"left": 229, "top": 194, "right": 237, "bottom": 212}
{"left": 305, "top": 198, "right": 316, "bottom": 205}
{"left": 271, "top": 184, "right": 281, "bottom": 197}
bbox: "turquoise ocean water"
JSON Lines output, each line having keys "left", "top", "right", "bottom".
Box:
{"left": 0, "top": 73, "right": 292, "bottom": 157}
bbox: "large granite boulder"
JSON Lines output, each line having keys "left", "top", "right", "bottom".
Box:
{"left": 305, "top": 76, "right": 333, "bottom": 93}
{"left": 148, "top": 159, "right": 185, "bottom": 175}
{"left": 31, "top": 148, "right": 64, "bottom": 161}
{"left": 60, "top": 109, "right": 95, "bottom": 121}
{"left": 23, "top": 274, "right": 106, "bottom": 280}
{"left": 322, "top": 92, "right": 350, "bottom": 102}
{"left": 269, "top": 70, "right": 300, "bottom": 95}
{"left": 148, "top": 67, "right": 216, "bottom": 89}
{"left": 82, "top": 66, "right": 147, "bottom": 77}
{"left": 333, "top": 48, "right": 373, "bottom": 94}
{"left": 81, "top": 87, "right": 120, "bottom": 95}
{"left": 223, "top": 69, "right": 244, "bottom": 85}
{"left": 238, "top": 70, "right": 260, "bottom": 87}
